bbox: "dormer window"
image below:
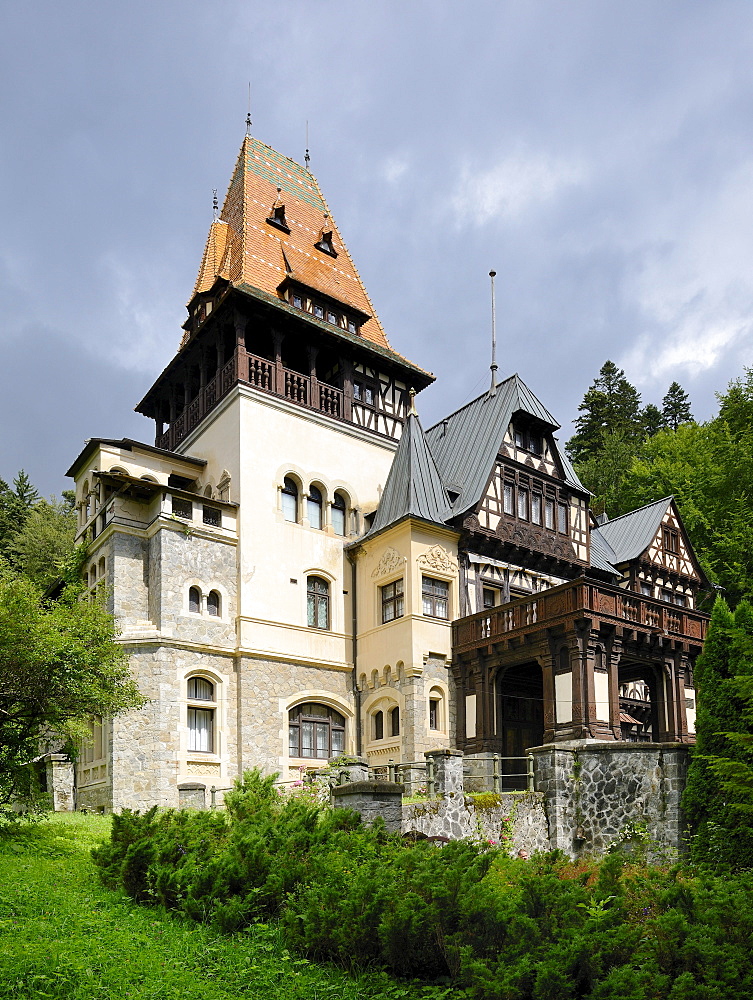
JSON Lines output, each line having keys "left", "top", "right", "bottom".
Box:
{"left": 315, "top": 215, "right": 337, "bottom": 256}
{"left": 267, "top": 187, "right": 290, "bottom": 232}
{"left": 514, "top": 424, "right": 543, "bottom": 456}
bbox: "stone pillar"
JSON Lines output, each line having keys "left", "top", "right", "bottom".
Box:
{"left": 330, "top": 780, "right": 403, "bottom": 833}
{"left": 425, "top": 748, "right": 463, "bottom": 795}
{"left": 45, "top": 754, "right": 75, "bottom": 812}
{"left": 330, "top": 758, "right": 370, "bottom": 784}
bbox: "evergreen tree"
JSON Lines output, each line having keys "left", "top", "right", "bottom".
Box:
{"left": 683, "top": 599, "right": 753, "bottom": 866}
{"left": 640, "top": 403, "right": 663, "bottom": 438}
{"left": 662, "top": 381, "right": 693, "bottom": 430}
{"left": 566, "top": 361, "right": 642, "bottom": 463}
{"left": 0, "top": 471, "right": 41, "bottom": 565}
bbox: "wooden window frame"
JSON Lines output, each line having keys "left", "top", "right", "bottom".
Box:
{"left": 381, "top": 578, "right": 404, "bottom": 623}
{"left": 307, "top": 576, "right": 330, "bottom": 630}
{"left": 288, "top": 702, "right": 345, "bottom": 759}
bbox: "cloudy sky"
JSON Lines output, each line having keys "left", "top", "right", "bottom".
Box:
{"left": 2, "top": 1, "right": 753, "bottom": 497}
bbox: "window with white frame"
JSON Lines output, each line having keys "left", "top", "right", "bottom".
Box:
{"left": 422, "top": 576, "right": 449, "bottom": 619}
{"left": 187, "top": 677, "right": 215, "bottom": 753}
{"left": 307, "top": 485, "right": 323, "bottom": 529}
{"left": 332, "top": 492, "right": 347, "bottom": 536}
{"left": 282, "top": 478, "right": 298, "bottom": 522}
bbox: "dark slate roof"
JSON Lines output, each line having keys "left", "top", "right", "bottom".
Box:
{"left": 596, "top": 497, "right": 672, "bottom": 563}
{"left": 589, "top": 526, "right": 619, "bottom": 575}
{"left": 365, "top": 412, "right": 451, "bottom": 537}
{"left": 424, "top": 374, "right": 587, "bottom": 517}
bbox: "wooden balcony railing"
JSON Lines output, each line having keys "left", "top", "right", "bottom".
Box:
{"left": 157, "top": 350, "right": 346, "bottom": 451}
{"left": 452, "top": 578, "right": 709, "bottom": 656}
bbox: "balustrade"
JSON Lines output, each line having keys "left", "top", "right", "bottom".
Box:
{"left": 453, "top": 578, "right": 709, "bottom": 655}
{"left": 157, "top": 349, "right": 358, "bottom": 451}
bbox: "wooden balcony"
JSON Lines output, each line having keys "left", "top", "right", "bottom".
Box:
{"left": 452, "top": 578, "right": 709, "bottom": 657}
{"left": 157, "top": 349, "right": 347, "bottom": 452}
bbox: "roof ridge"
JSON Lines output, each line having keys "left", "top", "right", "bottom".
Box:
{"left": 602, "top": 496, "right": 673, "bottom": 525}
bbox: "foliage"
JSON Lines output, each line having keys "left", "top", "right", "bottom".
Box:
{"left": 566, "top": 361, "right": 643, "bottom": 464}
{"left": 0, "top": 813, "right": 420, "bottom": 1000}
{"left": 573, "top": 369, "right": 753, "bottom": 606}
{"left": 683, "top": 598, "right": 753, "bottom": 865}
{"left": 95, "top": 772, "right": 753, "bottom": 997}
{"left": 0, "top": 571, "right": 143, "bottom": 812}
{"left": 7, "top": 493, "right": 77, "bottom": 589}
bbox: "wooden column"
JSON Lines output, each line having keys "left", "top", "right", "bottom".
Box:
{"left": 272, "top": 330, "right": 285, "bottom": 396}
{"left": 234, "top": 310, "right": 247, "bottom": 381}
{"left": 342, "top": 357, "right": 354, "bottom": 421}
{"left": 606, "top": 633, "right": 623, "bottom": 740}
{"left": 539, "top": 648, "right": 556, "bottom": 744}
{"left": 308, "top": 345, "right": 320, "bottom": 411}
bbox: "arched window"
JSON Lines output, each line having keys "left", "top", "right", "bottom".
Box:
{"left": 207, "top": 590, "right": 221, "bottom": 617}
{"left": 189, "top": 586, "right": 201, "bottom": 614}
{"left": 390, "top": 706, "right": 400, "bottom": 737}
{"left": 307, "top": 576, "right": 330, "bottom": 629}
{"left": 307, "top": 485, "right": 323, "bottom": 529}
{"left": 332, "top": 492, "right": 347, "bottom": 536}
{"left": 282, "top": 477, "right": 298, "bottom": 522}
{"left": 288, "top": 703, "right": 345, "bottom": 759}
{"left": 374, "top": 710, "right": 384, "bottom": 740}
{"left": 187, "top": 677, "right": 215, "bottom": 753}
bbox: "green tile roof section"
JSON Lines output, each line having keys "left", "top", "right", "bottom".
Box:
{"left": 366, "top": 412, "right": 452, "bottom": 537}
{"left": 424, "top": 374, "right": 586, "bottom": 518}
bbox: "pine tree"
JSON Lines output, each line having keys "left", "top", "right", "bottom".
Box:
{"left": 566, "top": 361, "right": 642, "bottom": 463}
{"left": 0, "top": 470, "right": 41, "bottom": 565}
{"left": 661, "top": 381, "right": 693, "bottom": 430}
{"left": 640, "top": 403, "right": 663, "bottom": 438}
{"left": 683, "top": 598, "right": 753, "bottom": 866}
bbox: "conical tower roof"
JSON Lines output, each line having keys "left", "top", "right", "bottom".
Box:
{"left": 366, "top": 409, "right": 452, "bottom": 537}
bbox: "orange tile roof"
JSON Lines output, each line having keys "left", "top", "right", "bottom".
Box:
{"left": 190, "top": 136, "right": 423, "bottom": 368}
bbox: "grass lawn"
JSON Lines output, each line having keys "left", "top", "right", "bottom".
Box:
{"left": 0, "top": 814, "right": 438, "bottom": 1000}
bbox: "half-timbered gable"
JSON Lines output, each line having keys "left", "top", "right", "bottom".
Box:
{"left": 593, "top": 498, "right": 705, "bottom": 609}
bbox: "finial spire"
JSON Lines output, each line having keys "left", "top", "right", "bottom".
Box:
{"left": 305, "top": 119, "right": 310, "bottom": 170}
{"left": 489, "top": 270, "right": 498, "bottom": 397}
{"left": 246, "top": 82, "right": 252, "bottom": 136}
{"left": 408, "top": 387, "right": 417, "bottom": 416}
{"left": 212, "top": 189, "right": 218, "bottom": 221}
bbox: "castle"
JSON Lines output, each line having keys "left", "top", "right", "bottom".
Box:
{"left": 59, "top": 133, "right": 708, "bottom": 812}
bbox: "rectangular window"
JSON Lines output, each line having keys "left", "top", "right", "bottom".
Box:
{"left": 503, "top": 484, "right": 514, "bottom": 515}
{"left": 202, "top": 505, "right": 221, "bottom": 527}
{"left": 429, "top": 699, "right": 439, "bottom": 730}
{"left": 327, "top": 311, "right": 337, "bottom": 325}
{"left": 517, "top": 489, "right": 528, "bottom": 521}
{"left": 381, "top": 579, "right": 404, "bottom": 623}
{"left": 640, "top": 582, "right": 652, "bottom": 597}
{"left": 531, "top": 494, "right": 542, "bottom": 525}
{"left": 663, "top": 527, "right": 679, "bottom": 553}
{"left": 292, "top": 294, "right": 303, "bottom": 309}
{"left": 514, "top": 427, "right": 525, "bottom": 449}
{"left": 557, "top": 502, "right": 568, "bottom": 534}
{"left": 172, "top": 496, "right": 192, "bottom": 520}
{"left": 188, "top": 708, "right": 214, "bottom": 753}
{"left": 545, "top": 499, "right": 555, "bottom": 530}
{"left": 422, "top": 576, "right": 449, "bottom": 619}
{"left": 483, "top": 587, "right": 497, "bottom": 609}
{"left": 313, "top": 303, "right": 324, "bottom": 319}
{"left": 674, "top": 593, "right": 687, "bottom": 607}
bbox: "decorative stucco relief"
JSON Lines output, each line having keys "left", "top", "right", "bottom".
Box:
{"left": 371, "top": 546, "right": 403, "bottom": 579}
{"left": 417, "top": 544, "right": 456, "bottom": 574}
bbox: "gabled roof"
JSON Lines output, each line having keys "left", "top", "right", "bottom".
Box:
{"left": 189, "top": 135, "right": 427, "bottom": 375}
{"left": 365, "top": 411, "right": 452, "bottom": 538}
{"left": 596, "top": 497, "right": 672, "bottom": 564}
{"left": 424, "top": 374, "right": 587, "bottom": 517}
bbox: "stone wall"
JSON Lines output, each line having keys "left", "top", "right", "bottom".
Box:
{"left": 332, "top": 780, "right": 403, "bottom": 833}
{"left": 531, "top": 741, "right": 689, "bottom": 861}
